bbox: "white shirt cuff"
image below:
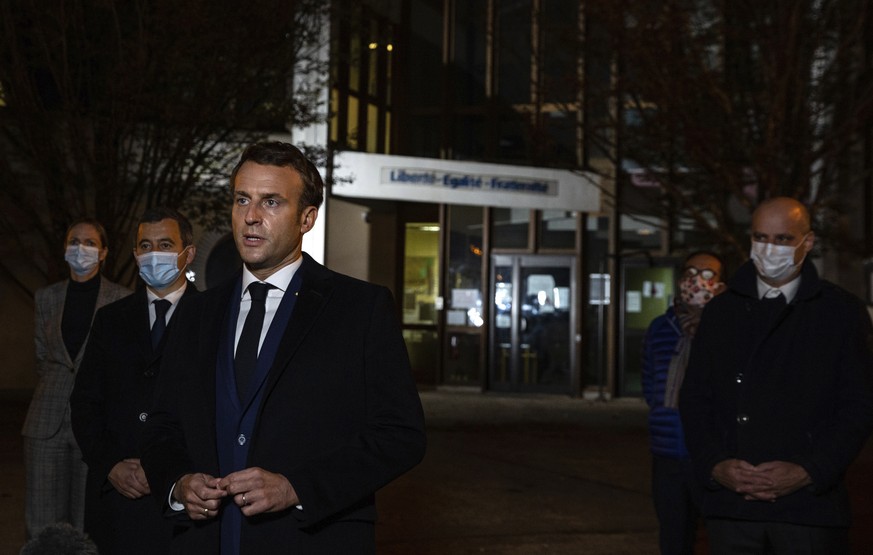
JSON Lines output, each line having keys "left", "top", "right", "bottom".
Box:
{"left": 168, "top": 483, "right": 185, "bottom": 512}
{"left": 168, "top": 482, "right": 302, "bottom": 512}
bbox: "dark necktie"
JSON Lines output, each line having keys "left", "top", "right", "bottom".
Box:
{"left": 762, "top": 290, "right": 786, "bottom": 308}
{"left": 151, "top": 299, "right": 172, "bottom": 349}
{"left": 755, "top": 291, "right": 786, "bottom": 336}
{"left": 235, "top": 282, "right": 273, "bottom": 400}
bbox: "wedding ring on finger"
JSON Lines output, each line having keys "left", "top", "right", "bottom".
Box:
{"left": 203, "top": 507, "right": 209, "bottom": 516}
{"left": 242, "top": 494, "right": 247, "bottom": 506}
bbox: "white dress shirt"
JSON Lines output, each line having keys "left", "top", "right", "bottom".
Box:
{"left": 756, "top": 274, "right": 801, "bottom": 303}
{"left": 168, "top": 260, "right": 304, "bottom": 512}
{"left": 146, "top": 281, "right": 188, "bottom": 327}
{"left": 235, "top": 258, "right": 302, "bottom": 356}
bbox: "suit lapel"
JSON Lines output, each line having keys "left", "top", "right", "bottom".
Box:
{"left": 261, "top": 257, "right": 331, "bottom": 398}
{"left": 71, "top": 276, "right": 122, "bottom": 367}
{"left": 131, "top": 289, "right": 155, "bottom": 363}
{"left": 208, "top": 259, "right": 332, "bottom": 418}
{"left": 200, "top": 279, "right": 240, "bottom": 424}
{"left": 47, "top": 282, "right": 77, "bottom": 368}
{"left": 150, "top": 283, "right": 199, "bottom": 357}
{"left": 94, "top": 276, "right": 118, "bottom": 308}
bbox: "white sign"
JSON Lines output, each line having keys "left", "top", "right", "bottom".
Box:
{"left": 384, "top": 167, "right": 557, "bottom": 196}
{"left": 446, "top": 310, "right": 467, "bottom": 326}
{"left": 642, "top": 281, "right": 665, "bottom": 298}
{"left": 333, "top": 152, "right": 600, "bottom": 212}
{"left": 588, "top": 273, "right": 611, "bottom": 305}
{"left": 451, "top": 289, "right": 481, "bottom": 310}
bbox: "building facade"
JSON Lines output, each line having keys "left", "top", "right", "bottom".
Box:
{"left": 315, "top": 0, "right": 669, "bottom": 398}
{"left": 4, "top": 0, "right": 869, "bottom": 394}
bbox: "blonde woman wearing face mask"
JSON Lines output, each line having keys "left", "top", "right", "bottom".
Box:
{"left": 22, "top": 219, "right": 129, "bottom": 539}
{"left": 642, "top": 250, "right": 726, "bottom": 555}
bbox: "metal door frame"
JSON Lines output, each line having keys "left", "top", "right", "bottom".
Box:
{"left": 488, "top": 254, "right": 577, "bottom": 394}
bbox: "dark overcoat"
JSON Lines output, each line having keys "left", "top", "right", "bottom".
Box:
{"left": 72, "top": 283, "right": 198, "bottom": 554}
{"left": 140, "top": 253, "right": 426, "bottom": 554}
{"left": 680, "top": 260, "right": 873, "bottom": 527}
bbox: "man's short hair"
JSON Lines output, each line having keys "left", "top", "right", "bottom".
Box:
{"left": 230, "top": 141, "right": 325, "bottom": 212}
{"left": 137, "top": 206, "right": 194, "bottom": 247}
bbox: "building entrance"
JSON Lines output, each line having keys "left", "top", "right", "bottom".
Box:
{"left": 618, "top": 260, "right": 676, "bottom": 396}
{"left": 489, "top": 255, "right": 576, "bottom": 394}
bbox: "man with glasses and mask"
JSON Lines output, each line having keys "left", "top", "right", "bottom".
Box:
{"left": 680, "top": 197, "right": 873, "bottom": 553}
{"left": 643, "top": 251, "right": 725, "bottom": 554}
{"left": 70, "top": 206, "right": 198, "bottom": 554}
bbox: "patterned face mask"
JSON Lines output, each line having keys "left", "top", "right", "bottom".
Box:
{"left": 678, "top": 270, "right": 722, "bottom": 307}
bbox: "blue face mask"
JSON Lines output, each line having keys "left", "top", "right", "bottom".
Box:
{"left": 65, "top": 244, "right": 101, "bottom": 276}
{"left": 137, "top": 249, "right": 186, "bottom": 289}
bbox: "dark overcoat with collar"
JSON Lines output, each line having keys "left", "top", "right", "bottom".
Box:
{"left": 71, "top": 282, "right": 199, "bottom": 554}
{"left": 679, "top": 259, "right": 873, "bottom": 527}
{"left": 140, "top": 253, "right": 426, "bottom": 554}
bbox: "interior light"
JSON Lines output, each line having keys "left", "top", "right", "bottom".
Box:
{"left": 368, "top": 42, "right": 378, "bottom": 50}
{"left": 467, "top": 308, "right": 484, "bottom": 327}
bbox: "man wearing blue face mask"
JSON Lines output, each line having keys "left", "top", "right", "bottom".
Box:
{"left": 71, "top": 206, "right": 198, "bottom": 554}
{"left": 680, "top": 197, "right": 873, "bottom": 554}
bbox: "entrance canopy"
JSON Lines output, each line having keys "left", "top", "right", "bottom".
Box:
{"left": 332, "top": 152, "right": 601, "bottom": 212}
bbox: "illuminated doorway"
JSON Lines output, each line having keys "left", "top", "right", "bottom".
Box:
{"left": 401, "top": 221, "right": 440, "bottom": 384}
{"left": 490, "top": 255, "right": 576, "bottom": 394}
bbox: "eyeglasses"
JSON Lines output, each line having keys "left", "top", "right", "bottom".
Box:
{"left": 683, "top": 267, "right": 717, "bottom": 281}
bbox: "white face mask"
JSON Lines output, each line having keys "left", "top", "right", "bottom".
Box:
{"left": 750, "top": 234, "right": 809, "bottom": 282}
{"left": 65, "top": 245, "right": 101, "bottom": 276}
{"left": 137, "top": 250, "right": 185, "bottom": 289}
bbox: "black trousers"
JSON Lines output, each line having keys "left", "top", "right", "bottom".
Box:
{"left": 706, "top": 518, "right": 849, "bottom": 555}
{"left": 651, "top": 455, "right": 701, "bottom": 555}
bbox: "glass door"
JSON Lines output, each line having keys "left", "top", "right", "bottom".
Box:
{"left": 490, "top": 255, "right": 576, "bottom": 394}
{"left": 401, "top": 221, "right": 440, "bottom": 385}
{"left": 619, "top": 261, "right": 676, "bottom": 396}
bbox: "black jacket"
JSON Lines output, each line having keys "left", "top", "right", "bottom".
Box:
{"left": 139, "top": 254, "right": 426, "bottom": 554}
{"left": 679, "top": 259, "right": 873, "bottom": 527}
{"left": 71, "top": 282, "right": 199, "bottom": 554}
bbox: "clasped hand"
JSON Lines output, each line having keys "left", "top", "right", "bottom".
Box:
{"left": 173, "top": 467, "right": 299, "bottom": 520}
{"left": 712, "top": 459, "right": 812, "bottom": 502}
{"left": 108, "top": 458, "right": 151, "bottom": 499}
